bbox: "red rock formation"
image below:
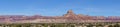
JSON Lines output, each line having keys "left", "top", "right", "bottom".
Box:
{"left": 63, "top": 10, "right": 93, "bottom": 20}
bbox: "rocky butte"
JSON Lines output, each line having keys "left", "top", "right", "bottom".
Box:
{"left": 0, "top": 10, "right": 120, "bottom": 23}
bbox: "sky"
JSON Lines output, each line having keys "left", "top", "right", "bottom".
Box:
{"left": 0, "top": 0, "right": 120, "bottom": 16}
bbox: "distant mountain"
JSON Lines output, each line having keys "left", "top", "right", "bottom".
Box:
{"left": 0, "top": 10, "right": 120, "bottom": 23}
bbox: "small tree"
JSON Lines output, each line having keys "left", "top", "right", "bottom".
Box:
{"left": 108, "top": 25, "right": 113, "bottom": 27}
{"left": 114, "top": 24, "right": 120, "bottom": 27}
{"left": 87, "top": 24, "right": 93, "bottom": 27}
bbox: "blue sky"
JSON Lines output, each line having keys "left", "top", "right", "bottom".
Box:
{"left": 0, "top": 0, "right": 120, "bottom": 16}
